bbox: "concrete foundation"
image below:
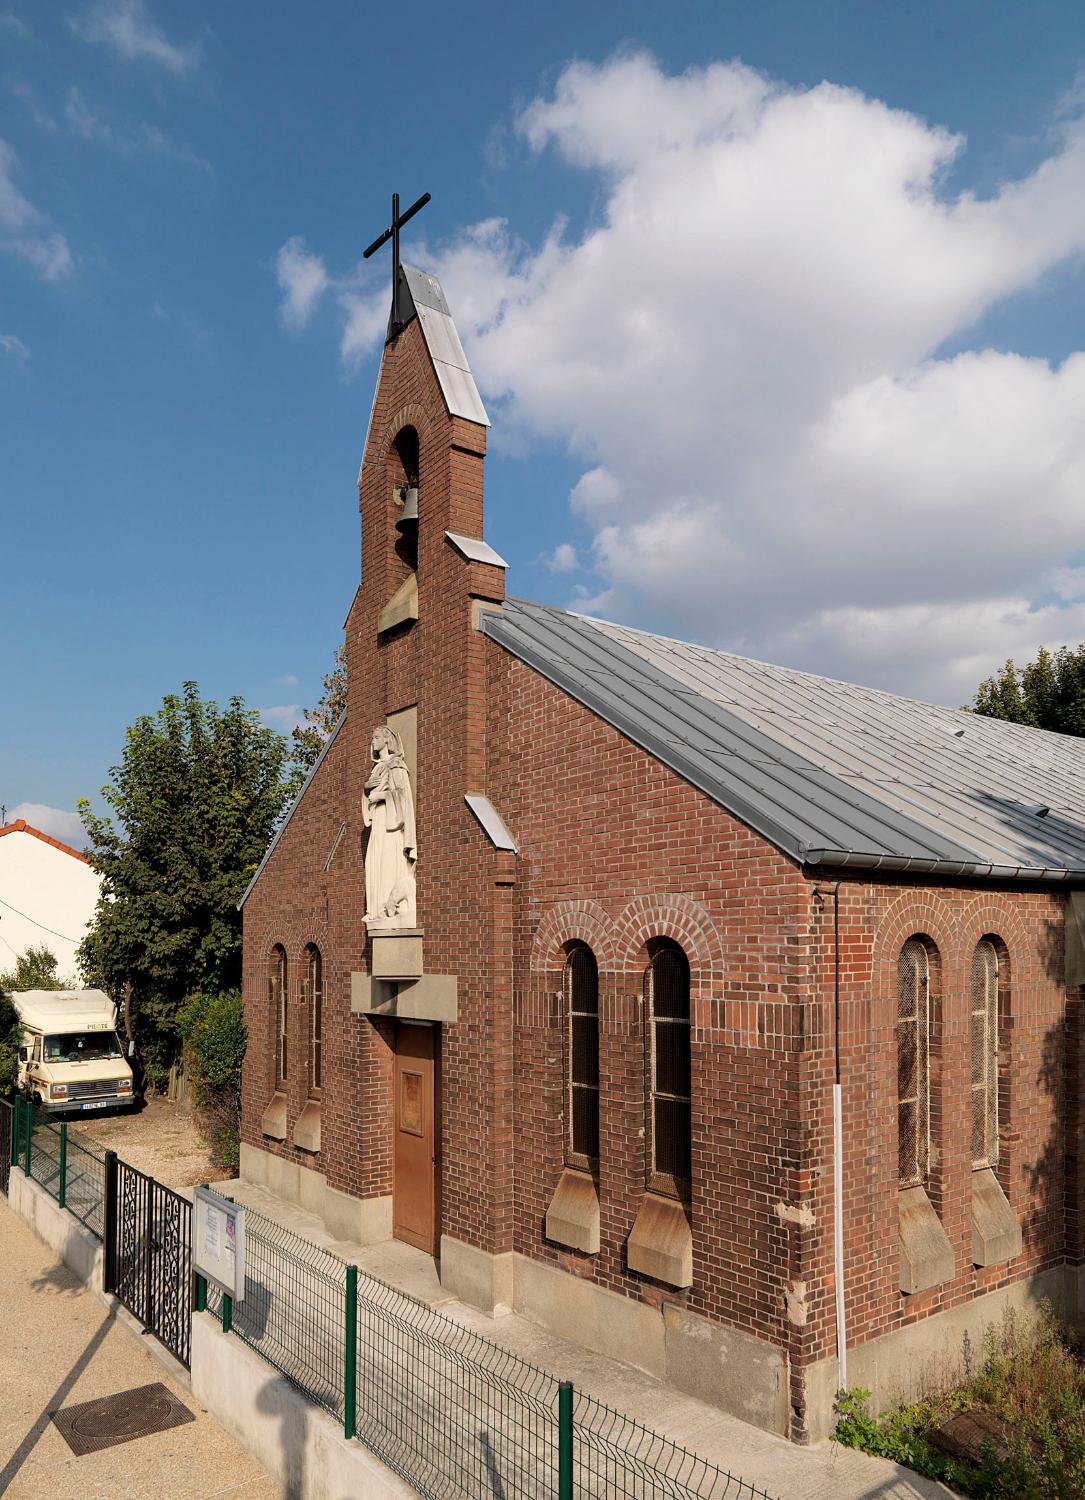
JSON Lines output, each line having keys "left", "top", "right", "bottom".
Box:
{"left": 7, "top": 1167, "right": 104, "bottom": 1292}
{"left": 440, "top": 1234, "right": 515, "bottom": 1314}
{"left": 240, "top": 1142, "right": 392, "bottom": 1245}
{"left": 803, "top": 1263, "right": 1076, "bottom": 1441}
{"left": 192, "top": 1315, "right": 413, "bottom": 1499}
{"left": 441, "top": 1237, "right": 790, "bottom": 1435}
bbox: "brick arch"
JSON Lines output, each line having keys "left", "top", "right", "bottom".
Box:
{"left": 612, "top": 893, "right": 724, "bottom": 983}
{"left": 953, "top": 895, "right": 1033, "bottom": 981}
{"left": 529, "top": 899, "right": 618, "bottom": 975}
{"left": 378, "top": 401, "right": 435, "bottom": 463}
{"left": 870, "top": 892, "right": 957, "bottom": 985}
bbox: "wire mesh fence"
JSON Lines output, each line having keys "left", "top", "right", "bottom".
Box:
{"left": 0, "top": 1098, "right": 12, "bottom": 1196}
{"left": 206, "top": 1200, "right": 776, "bottom": 1500}
{"left": 15, "top": 1100, "right": 108, "bottom": 1237}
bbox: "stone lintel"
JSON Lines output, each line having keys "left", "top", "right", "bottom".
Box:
{"left": 972, "top": 1167, "right": 1022, "bottom": 1267}
{"left": 627, "top": 1193, "right": 693, "bottom": 1288}
{"left": 898, "top": 1184, "right": 955, "bottom": 1293}
{"left": 351, "top": 971, "right": 458, "bottom": 1024}
{"left": 369, "top": 930, "right": 424, "bottom": 980}
{"left": 260, "top": 1091, "right": 287, "bottom": 1142}
{"left": 545, "top": 1168, "right": 600, "bottom": 1254}
{"left": 292, "top": 1098, "right": 322, "bottom": 1154}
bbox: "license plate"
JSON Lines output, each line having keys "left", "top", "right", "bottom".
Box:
{"left": 81, "top": 1100, "right": 112, "bottom": 1110}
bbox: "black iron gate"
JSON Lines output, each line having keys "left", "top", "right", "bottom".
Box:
{"left": 0, "top": 1099, "right": 11, "bottom": 1196}
{"left": 105, "top": 1153, "right": 192, "bottom": 1367}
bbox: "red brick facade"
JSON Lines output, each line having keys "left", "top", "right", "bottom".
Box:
{"left": 241, "top": 298, "right": 1083, "bottom": 1441}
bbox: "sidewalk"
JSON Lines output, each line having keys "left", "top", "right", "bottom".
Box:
{"left": 0, "top": 1196, "right": 277, "bottom": 1500}
{"left": 221, "top": 1179, "right": 956, "bottom": 1500}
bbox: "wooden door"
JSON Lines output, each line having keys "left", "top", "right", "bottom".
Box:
{"left": 393, "top": 1023, "right": 439, "bottom": 1253}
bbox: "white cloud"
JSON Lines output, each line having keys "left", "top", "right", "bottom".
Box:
{"left": 275, "top": 237, "right": 330, "bottom": 331}
{"left": 259, "top": 704, "right": 303, "bottom": 732}
{"left": 9, "top": 803, "right": 86, "bottom": 849}
{"left": 0, "top": 139, "right": 74, "bottom": 280}
{"left": 9, "top": 81, "right": 58, "bottom": 132}
{"left": 289, "top": 53, "right": 1085, "bottom": 703}
{"left": 0, "top": 333, "right": 29, "bottom": 361}
{"left": 545, "top": 542, "right": 579, "bottom": 573}
{"left": 68, "top": 0, "right": 198, "bottom": 74}
{"left": 64, "top": 87, "right": 211, "bottom": 171}
{"left": 0, "top": 11, "right": 30, "bottom": 37}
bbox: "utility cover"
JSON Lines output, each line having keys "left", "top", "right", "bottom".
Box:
{"left": 51, "top": 1382, "right": 194, "bottom": 1455}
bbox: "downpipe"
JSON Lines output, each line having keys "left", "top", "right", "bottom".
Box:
{"left": 816, "top": 882, "right": 847, "bottom": 1393}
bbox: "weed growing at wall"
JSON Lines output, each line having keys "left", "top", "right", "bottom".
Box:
{"left": 833, "top": 1307, "right": 1085, "bottom": 1499}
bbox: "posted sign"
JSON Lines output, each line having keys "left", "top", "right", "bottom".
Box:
{"left": 192, "top": 1186, "right": 246, "bottom": 1301}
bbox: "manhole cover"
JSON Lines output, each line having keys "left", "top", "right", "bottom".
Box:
{"left": 52, "top": 1381, "right": 195, "bottom": 1455}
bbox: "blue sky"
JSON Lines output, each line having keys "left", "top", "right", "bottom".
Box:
{"left": 3, "top": 0, "right": 1085, "bottom": 845}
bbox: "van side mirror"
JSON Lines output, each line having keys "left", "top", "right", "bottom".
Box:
{"left": 18, "top": 1047, "right": 27, "bottom": 1062}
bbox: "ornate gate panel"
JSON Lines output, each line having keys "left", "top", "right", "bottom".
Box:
{"left": 108, "top": 1156, "right": 192, "bottom": 1367}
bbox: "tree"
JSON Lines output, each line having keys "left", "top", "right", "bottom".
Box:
{"left": 971, "top": 644, "right": 1085, "bottom": 736}
{"left": 0, "top": 946, "right": 62, "bottom": 1093}
{"left": 292, "top": 641, "right": 347, "bottom": 773}
{"left": 178, "top": 989, "right": 247, "bottom": 1169}
{"left": 77, "top": 683, "right": 298, "bottom": 1087}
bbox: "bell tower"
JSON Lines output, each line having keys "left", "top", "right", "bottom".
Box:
{"left": 345, "top": 201, "right": 511, "bottom": 1270}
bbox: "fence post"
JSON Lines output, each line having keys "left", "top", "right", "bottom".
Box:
{"left": 344, "top": 1264, "right": 358, "bottom": 1440}
{"left": 195, "top": 1274, "right": 207, "bottom": 1313}
{"left": 23, "top": 1099, "right": 31, "bottom": 1178}
{"left": 103, "top": 1150, "right": 118, "bottom": 1294}
{"left": 558, "top": 1380, "right": 573, "bottom": 1500}
{"left": 11, "top": 1096, "right": 20, "bottom": 1169}
{"left": 58, "top": 1121, "right": 68, "bottom": 1209}
{"left": 222, "top": 1293, "right": 233, "bottom": 1334}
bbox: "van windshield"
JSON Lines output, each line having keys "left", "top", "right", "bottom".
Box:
{"left": 43, "top": 1032, "right": 123, "bottom": 1063}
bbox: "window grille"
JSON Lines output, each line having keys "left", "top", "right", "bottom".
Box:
{"left": 270, "top": 946, "right": 287, "bottom": 1087}
{"left": 565, "top": 946, "right": 599, "bottom": 1164}
{"left": 896, "top": 939, "right": 929, "bottom": 1187}
{"left": 647, "top": 945, "right": 692, "bottom": 1192}
{"left": 308, "top": 947, "right": 324, "bottom": 1097}
{"left": 971, "top": 940, "right": 1000, "bottom": 1168}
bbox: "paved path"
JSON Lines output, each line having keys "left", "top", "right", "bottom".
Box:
{"left": 223, "top": 1179, "right": 957, "bottom": 1500}
{"left": 0, "top": 1196, "right": 277, "bottom": 1500}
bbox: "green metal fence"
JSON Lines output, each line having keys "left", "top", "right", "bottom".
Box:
{"left": 206, "top": 1202, "right": 776, "bottom": 1500}
{"left": 13, "top": 1097, "right": 108, "bottom": 1238}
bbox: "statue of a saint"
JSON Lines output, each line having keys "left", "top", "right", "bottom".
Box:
{"left": 362, "top": 725, "right": 417, "bottom": 928}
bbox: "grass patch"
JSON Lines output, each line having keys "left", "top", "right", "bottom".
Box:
{"left": 833, "top": 1306, "right": 1085, "bottom": 1498}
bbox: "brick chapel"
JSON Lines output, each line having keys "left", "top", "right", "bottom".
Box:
{"left": 239, "top": 256, "right": 1085, "bottom": 1442}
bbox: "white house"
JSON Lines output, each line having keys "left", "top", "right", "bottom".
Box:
{"left": 0, "top": 820, "right": 102, "bottom": 982}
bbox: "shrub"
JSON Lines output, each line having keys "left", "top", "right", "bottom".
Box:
{"left": 178, "top": 990, "right": 246, "bottom": 1171}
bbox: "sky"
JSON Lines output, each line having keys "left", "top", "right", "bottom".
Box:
{"left": 3, "top": 0, "right": 1085, "bottom": 848}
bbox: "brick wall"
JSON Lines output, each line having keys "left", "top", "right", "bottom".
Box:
{"left": 241, "top": 291, "right": 1081, "bottom": 1444}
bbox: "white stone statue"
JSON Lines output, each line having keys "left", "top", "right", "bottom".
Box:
{"left": 362, "top": 725, "right": 417, "bottom": 928}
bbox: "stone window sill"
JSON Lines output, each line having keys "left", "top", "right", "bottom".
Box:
{"left": 898, "top": 1184, "right": 954, "bottom": 1294}
{"left": 627, "top": 1192, "right": 692, "bottom": 1288}
{"left": 292, "top": 1098, "right": 322, "bottom": 1155}
{"left": 545, "top": 1168, "right": 600, "bottom": 1254}
{"left": 972, "top": 1166, "right": 1021, "bottom": 1267}
{"left": 260, "top": 1090, "right": 288, "bottom": 1142}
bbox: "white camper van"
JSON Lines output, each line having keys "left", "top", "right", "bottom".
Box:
{"left": 13, "top": 989, "right": 136, "bottom": 1113}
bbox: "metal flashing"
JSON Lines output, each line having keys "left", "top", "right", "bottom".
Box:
{"left": 446, "top": 531, "right": 509, "bottom": 568}
{"left": 465, "top": 794, "right": 518, "bottom": 851}
{"left": 239, "top": 711, "right": 347, "bottom": 909}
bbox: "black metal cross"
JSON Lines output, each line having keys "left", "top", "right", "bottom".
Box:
{"left": 363, "top": 190, "right": 431, "bottom": 336}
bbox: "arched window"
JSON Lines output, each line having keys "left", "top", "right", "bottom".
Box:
{"left": 897, "top": 938, "right": 933, "bottom": 1187}
{"left": 971, "top": 939, "right": 1003, "bottom": 1169}
{"left": 306, "top": 946, "right": 324, "bottom": 1098}
{"left": 270, "top": 945, "right": 287, "bottom": 1087}
{"left": 646, "top": 943, "right": 692, "bottom": 1195}
{"left": 565, "top": 945, "right": 599, "bottom": 1166}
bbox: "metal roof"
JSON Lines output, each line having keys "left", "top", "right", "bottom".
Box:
{"left": 399, "top": 265, "right": 489, "bottom": 428}
{"left": 482, "top": 598, "right": 1085, "bottom": 883}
